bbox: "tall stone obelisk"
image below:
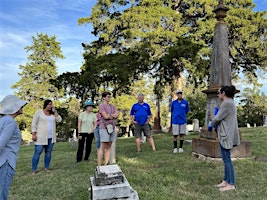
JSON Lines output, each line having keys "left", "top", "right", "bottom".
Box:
{"left": 203, "top": 0, "right": 231, "bottom": 127}
{"left": 192, "top": 0, "right": 251, "bottom": 158}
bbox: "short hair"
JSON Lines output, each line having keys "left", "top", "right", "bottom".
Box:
{"left": 220, "top": 85, "right": 236, "bottom": 98}
{"left": 138, "top": 93, "right": 144, "bottom": 97}
{"left": 102, "top": 91, "right": 111, "bottom": 98}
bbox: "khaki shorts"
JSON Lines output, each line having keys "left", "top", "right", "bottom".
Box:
{"left": 172, "top": 124, "right": 186, "bottom": 135}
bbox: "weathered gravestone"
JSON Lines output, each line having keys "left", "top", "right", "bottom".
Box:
{"left": 90, "top": 164, "right": 139, "bottom": 200}
{"left": 263, "top": 115, "right": 267, "bottom": 127}
{"left": 192, "top": 119, "right": 200, "bottom": 133}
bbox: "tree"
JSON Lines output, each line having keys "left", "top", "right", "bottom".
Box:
{"left": 12, "top": 33, "right": 64, "bottom": 132}
{"left": 237, "top": 84, "right": 267, "bottom": 127}
{"left": 78, "top": 0, "right": 267, "bottom": 93}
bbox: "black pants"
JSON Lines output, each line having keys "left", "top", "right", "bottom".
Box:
{"left": 76, "top": 133, "right": 94, "bottom": 162}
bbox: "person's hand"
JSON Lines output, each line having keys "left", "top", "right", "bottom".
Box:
{"left": 51, "top": 106, "right": 56, "bottom": 113}
{"left": 132, "top": 120, "right": 138, "bottom": 124}
{"left": 32, "top": 133, "right": 37, "bottom": 141}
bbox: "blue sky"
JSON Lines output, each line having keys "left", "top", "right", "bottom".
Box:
{"left": 0, "top": 0, "right": 266, "bottom": 100}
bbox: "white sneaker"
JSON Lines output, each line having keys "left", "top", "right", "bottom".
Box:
{"left": 178, "top": 148, "right": 184, "bottom": 153}
{"left": 173, "top": 148, "right": 178, "bottom": 153}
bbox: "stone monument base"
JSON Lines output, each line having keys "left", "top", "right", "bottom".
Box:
{"left": 192, "top": 137, "right": 251, "bottom": 158}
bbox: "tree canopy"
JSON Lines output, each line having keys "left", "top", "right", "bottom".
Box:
{"left": 76, "top": 0, "right": 266, "bottom": 95}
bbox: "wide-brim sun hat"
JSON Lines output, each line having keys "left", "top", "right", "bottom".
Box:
{"left": 0, "top": 95, "right": 28, "bottom": 114}
{"left": 84, "top": 101, "right": 95, "bottom": 107}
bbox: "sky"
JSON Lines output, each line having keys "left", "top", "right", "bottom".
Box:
{"left": 0, "top": 0, "right": 266, "bottom": 101}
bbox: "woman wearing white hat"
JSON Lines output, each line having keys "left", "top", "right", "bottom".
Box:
{"left": 0, "top": 95, "right": 28, "bottom": 200}
{"left": 31, "top": 100, "right": 62, "bottom": 174}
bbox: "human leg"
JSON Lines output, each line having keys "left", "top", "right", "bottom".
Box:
{"left": 104, "top": 142, "right": 112, "bottom": 165}
{"left": 44, "top": 138, "right": 54, "bottom": 170}
{"left": 179, "top": 134, "right": 185, "bottom": 153}
{"left": 143, "top": 124, "right": 156, "bottom": 150}
{"left": 219, "top": 143, "right": 235, "bottom": 191}
{"left": 97, "top": 142, "right": 105, "bottom": 166}
{"left": 0, "top": 161, "right": 15, "bottom": 200}
{"left": 172, "top": 124, "right": 179, "bottom": 153}
{"left": 84, "top": 133, "right": 94, "bottom": 160}
{"left": 135, "top": 137, "right": 141, "bottom": 152}
{"left": 94, "top": 126, "right": 100, "bottom": 151}
{"left": 178, "top": 124, "right": 186, "bottom": 153}
{"left": 76, "top": 134, "right": 85, "bottom": 162}
{"left": 98, "top": 129, "right": 112, "bottom": 166}
{"left": 134, "top": 124, "right": 142, "bottom": 152}
{"left": 32, "top": 145, "right": 44, "bottom": 172}
{"left": 220, "top": 144, "right": 235, "bottom": 185}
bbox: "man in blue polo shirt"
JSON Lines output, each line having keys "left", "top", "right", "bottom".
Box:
{"left": 171, "top": 90, "right": 190, "bottom": 153}
{"left": 130, "top": 94, "right": 156, "bottom": 152}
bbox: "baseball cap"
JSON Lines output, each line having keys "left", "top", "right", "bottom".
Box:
{"left": 176, "top": 90, "right": 183, "bottom": 94}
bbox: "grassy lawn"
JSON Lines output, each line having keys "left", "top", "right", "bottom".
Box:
{"left": 9, "top": 127, "right": 267, "bottom": 200}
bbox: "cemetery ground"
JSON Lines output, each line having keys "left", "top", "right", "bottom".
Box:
{"left": 9, "top": 127, "right": 266, "bottom": 200}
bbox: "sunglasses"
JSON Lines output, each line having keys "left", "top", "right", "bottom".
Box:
{"left": 177, "top": 92, "right": 182, "bottom": 94}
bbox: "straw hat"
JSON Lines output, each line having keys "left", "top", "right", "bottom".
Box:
{"left": 0, "top": 95, "right": 28, "bottom": 114}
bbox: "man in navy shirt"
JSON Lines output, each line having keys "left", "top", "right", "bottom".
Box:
{"left": 130, "top": 94, "right": 156, "bottom": 152}
{"left": 171, "top": 90, "right": 190, "bottom": 153}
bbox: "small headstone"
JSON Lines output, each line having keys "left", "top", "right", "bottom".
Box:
{"left": 263, "top": 115, "right": 267, "bottom": 126}
{"left": 192, "top": 119, "right": 200, "bottom": 133}
{"left": 186, "top": 124, "right": 193, "bottom": 133}
{"left": 141, "top": 132, "right": 146, "bottom": 143}
{"left": 90, "top": 164, "right": 139, "bottom": 200}
{"left": 247, "top": 123, "right": 250, "bottom": 128}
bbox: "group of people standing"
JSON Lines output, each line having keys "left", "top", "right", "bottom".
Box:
{"left": 0, "top": 85, "right": 240, "bottom": 199}
{"left": 76, "top": 91, "right": 119, "bottom": 166}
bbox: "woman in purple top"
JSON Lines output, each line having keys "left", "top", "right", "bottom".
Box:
{"left": 0, "top": 95, "right": 28, "bottom": 200}
{"left": 97, "top": 91, "right": 119, "bottom": 166}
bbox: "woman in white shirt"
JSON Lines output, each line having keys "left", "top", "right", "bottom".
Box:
{"left": 31, "top": 100, "right": 62, "bottom": 174}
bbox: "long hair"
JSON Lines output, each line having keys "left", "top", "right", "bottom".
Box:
{"left": 43, "top": 99, "right": 54, "bottom": 114}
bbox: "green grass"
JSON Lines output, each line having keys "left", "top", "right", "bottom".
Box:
{"left": 10, "top": 127, "right": 267, "bottom": 200}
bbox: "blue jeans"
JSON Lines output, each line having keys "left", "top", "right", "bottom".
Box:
{"left": 94, "top": 126, "right": 100, "bottom": 149}
{"left": 32, "top": 138, "right": 54, "bottom": 172}
{"left": 219, "top": 143, "right": 235, "bottom": 185}
{"left": 0, "top": 161, "right": 15, "bottom": 200}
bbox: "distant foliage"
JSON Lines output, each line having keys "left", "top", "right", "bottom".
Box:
{"left": 12, "top": 33, "right": 64, "bottom": 132}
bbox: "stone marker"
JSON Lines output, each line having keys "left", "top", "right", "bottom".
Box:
{"left": 90, "top": 164, "right": 139, "bottom": 200}
{"left": 263, "top": 115, "right": 267, "bottom": 126}
{"left": 192, "top": 119, "right": 200, "bottom": 133}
